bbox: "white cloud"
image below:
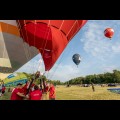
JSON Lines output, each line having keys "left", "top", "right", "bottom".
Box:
{"left": 81, "top": 20, "right": 120, "bottom": 61}
{"left": 112, "top": 43, "right": 120, "bottom": 53}
{"left": 15, "top": 20, "right": 120, "bottom": 82}
{"left": 47, "top": 64, "right": 80, "bottom": 82}
{"left": 102, "top": 65, "right": 119, "bottom": 73}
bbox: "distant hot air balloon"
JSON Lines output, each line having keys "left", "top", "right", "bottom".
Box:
{"left": 104, "top": 28, "right": 114, "bottom": 39}
{"left": 72, "top": 54, "right": 81, "bottom": 67}
{"left": 16, "top": 20, "right": 87, "bottom": 71}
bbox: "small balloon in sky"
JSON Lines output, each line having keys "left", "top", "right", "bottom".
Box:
{"left": 72, "top": 54, "right": 81, "bottom": 66}
{"left": 104, "top": 28, "right": 114, "bottom": 39}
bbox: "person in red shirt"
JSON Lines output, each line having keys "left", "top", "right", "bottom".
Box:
{"left": 2, "top": 86, "right": 6, "bottom": 95}
{"left": 48, "top": 83, "right": 56, "bottom": 100}
{"left": 22, "top": 80, "right": 30, "bottom": 95}
{"left": 10, "top": 83, "right": 26, "bottom": 100}
{"left": 1, "top": 81, "right": 6, "bottom": 96}
{"left": 26, "top": 85, "right": 42, "bottom": 100}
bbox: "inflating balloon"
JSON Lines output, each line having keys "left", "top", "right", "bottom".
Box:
{"left": 17, "top": 20, "right": 87, "bottom": 71}
{"left": 104, "top": 28, "right": 114, "bottom": 39}
{"left": 72, "top": 54, "right": 81, "bottom": 67}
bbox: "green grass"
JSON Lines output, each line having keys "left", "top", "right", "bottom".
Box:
{"left": 0, "top": 88, "right": 11, "bottom": 100}
{"left": 56, "top": 85, "right": 120, "bottom": 100}
{"left": 1, "top": 85, "right": 120, "bottom": 100}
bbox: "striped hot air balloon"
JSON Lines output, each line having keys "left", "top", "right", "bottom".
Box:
{"left": 0, "top": 20, "right": 39, "bottom": 75}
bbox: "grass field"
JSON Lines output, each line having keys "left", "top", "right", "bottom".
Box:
{"left": 1, "top": 85, "right": 120, "bottom": 100}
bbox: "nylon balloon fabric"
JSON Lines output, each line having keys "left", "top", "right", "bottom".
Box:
{"left": 16, "top": 20, "right": 87, "bottom": 71}
{"left": 72, "top": 54, "right": 81, "bottom": 65}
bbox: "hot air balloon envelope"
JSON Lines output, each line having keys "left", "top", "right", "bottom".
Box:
{"left": 72, "top": 54, "right": 81, "bottom": 65}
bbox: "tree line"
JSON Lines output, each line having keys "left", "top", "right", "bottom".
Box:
{"left": 65, "top": 70, "right": 120, "bottom": 85}
{"left": 22, "top": 69, "right": 120, "bottom": 85}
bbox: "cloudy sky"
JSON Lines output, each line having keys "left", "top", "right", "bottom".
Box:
{"left": 16, "top": 20, "right": 120, "bottom": 82}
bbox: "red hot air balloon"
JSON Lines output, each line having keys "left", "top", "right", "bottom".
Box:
{"left": 16, "top": 20, "right": 87, "bottom": 71}
{"left": 104, "top": 28, "right": 114, "bottom": 39}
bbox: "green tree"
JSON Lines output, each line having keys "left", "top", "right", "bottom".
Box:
{"left": 113, "top": 70, "right": 120, "bottom": 83}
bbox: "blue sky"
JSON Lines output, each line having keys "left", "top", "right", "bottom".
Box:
{"left": 16, "top": 20, "right": 120, "bottom": 82}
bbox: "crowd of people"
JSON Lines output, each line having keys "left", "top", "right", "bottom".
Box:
{"left": 0, "top": 81, "right": 6, "bottom": 97}
{"left": 10, "top": 78, "right": 56, "bottom": 100}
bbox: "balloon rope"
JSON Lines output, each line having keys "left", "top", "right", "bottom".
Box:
{"left": 48, "top": 41, "right": 74, "bottom": 80}
{"left": 59, "top": 20, "right": 64, "bottom": 30}
{"left": 17, "top": 20, "right": 33, "bottom": 80}
{"left": 32, "top": 20, "right": 38, "bottom": 74}
{"left": 23, "top": 20, "right": 35, "bottom": 74}
{"left": 32, "top": 20, "right": 45, "bottom": 74}
{"left": 18, "top": 21, "right": 50, "bottom": 77}
{"left": 47, "top": 20, "right": 65, "bottom": 78}
{"left": 17, "top": 20, "right": 33, "bottom": 74}
{"left": 17, "top": 21, "right": 30, "bottom": 62}
{"left": 36, "top": 21, "right": 51, "bottom": 73}
{"left": 69, "top": 20, "right": 83, "bottom": 41}
{"left": 50, "top": 20, "right": 81, "bottom": 79}
{"left": 66, "top": 20, "right": 77, "bottom": 37}
{"left": 23, "top": 20, "right": 32, "bottom": 61}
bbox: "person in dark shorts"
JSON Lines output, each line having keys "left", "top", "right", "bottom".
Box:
{"left": 91, "top": 83, "right": 95, "bottom": 92}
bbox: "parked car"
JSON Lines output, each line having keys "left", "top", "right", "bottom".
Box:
{"left": 108, "top": 83, "right": 117, "bottom": 87}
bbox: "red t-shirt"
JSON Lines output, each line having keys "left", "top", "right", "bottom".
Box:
{"left": 10, "top": 88, "right": 23, "bottom": 100}
{"left": 22, "top": 84, "right": 28, "bottom": 95}
{"left": 29, "top": 90, "right": 42, "bottom": 100}
{"left": 49, "top": 86, "right": 55, "bottom": 99}
{"left": 43, "top": 85, "right": 49, "bottom": 93}
{"left": 2, "top": 86, "right": 6, "bottom": 92}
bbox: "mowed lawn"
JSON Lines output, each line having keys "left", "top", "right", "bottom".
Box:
{"left": 56, "top": 85, "right": 120, "bottom": 100}
{"left": 1, "top": 85, "right": 120, "bottom": 100}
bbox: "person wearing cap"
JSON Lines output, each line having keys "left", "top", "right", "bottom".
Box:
{"left": 48, "top": 83, "right": 56, "bottom": 100}
{"left": 10, "top": 83, "right": 26, "bottom": 100}
{"left": 26, "top": 85, "right": 42, "bottom": 100}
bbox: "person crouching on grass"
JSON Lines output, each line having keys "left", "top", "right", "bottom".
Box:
{"left": 48, "top": 83, "right": 56, "bottom": 100}
{"left": 10, "top": 83, "right": 26, "bottom": 100}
